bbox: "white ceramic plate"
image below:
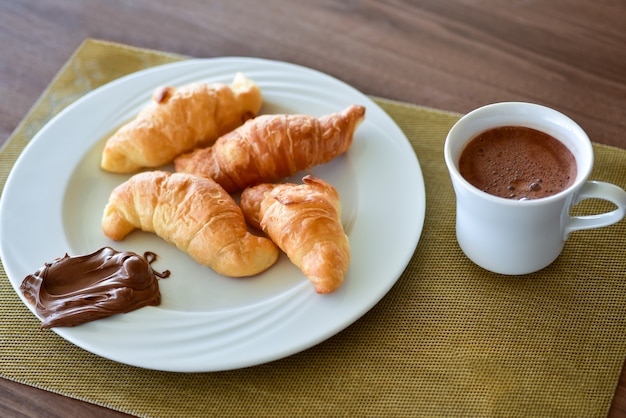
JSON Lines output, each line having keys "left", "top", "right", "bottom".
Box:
{"left": 0, "top": 58, "right": 425, "bottom": 372}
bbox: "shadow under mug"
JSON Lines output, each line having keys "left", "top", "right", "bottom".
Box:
{"left": 444, "top": 102, "right": 626, "bottom": 275}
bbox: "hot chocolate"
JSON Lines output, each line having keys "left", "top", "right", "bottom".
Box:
{"left": 458, "top": 126, "right": 577, "bottom": 200}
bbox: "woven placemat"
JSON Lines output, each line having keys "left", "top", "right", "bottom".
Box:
{"left": 2, "top": 39, "right": 626, "bottom": 418}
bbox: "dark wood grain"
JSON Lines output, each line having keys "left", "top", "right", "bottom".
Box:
{"left": 0, "top": 378, "right": 132, "bottom": 418}
{"left": 1, "top": 1, "right": 625, "bottom": 417}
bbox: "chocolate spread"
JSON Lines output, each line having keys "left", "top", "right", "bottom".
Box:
{"left": 20, "top": 247, "right": 169, "bottom": 329}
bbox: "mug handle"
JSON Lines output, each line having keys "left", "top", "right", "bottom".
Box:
{"left": 565, "top": 180, "right": 626, "bottom": 238}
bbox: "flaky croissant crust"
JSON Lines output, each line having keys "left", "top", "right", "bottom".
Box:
{"left": 174, "top": 105, "right": 365, "bottom": 192}
{"left": 100, "top": 73, "right": 263, "bottom": 173}
{"left": 240, "top": 175, "right": 350, "bottom": 293}
{"left": 102, "top": 171, "right": 279, "bottom": 277}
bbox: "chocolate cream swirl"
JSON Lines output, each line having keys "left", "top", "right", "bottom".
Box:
{"left": 20, "top": 247, "right": 169, "bottom": 329}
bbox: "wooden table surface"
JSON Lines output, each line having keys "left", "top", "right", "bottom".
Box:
{"left": 1, "top": 1, "right": 625, "bottom": 417}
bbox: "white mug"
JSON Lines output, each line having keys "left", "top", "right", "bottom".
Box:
{"left": 444, "top": 102, "right": 626, "bottom": 275}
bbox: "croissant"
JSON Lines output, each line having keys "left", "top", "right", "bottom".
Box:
{"left": 174, "top": 105, "right": 366, "bottom": 192}
{"left": 100, "top": 73, "right": 263, "bottom": 173}
{"left": 240, "top": 175, "right": 350, "bottom": 294}
{"left": 102, "top": 171, "right": 279, "bottom": 277}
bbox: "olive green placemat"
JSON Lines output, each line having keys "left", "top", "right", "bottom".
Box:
{"left": 2, "top": 39, "right": 626, "bottom": 418}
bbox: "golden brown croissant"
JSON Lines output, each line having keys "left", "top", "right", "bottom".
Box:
{"left": 100, "top": 73, "right": 263, "bottom": 173}
{"left": 102, "top": 171, "right": 279, "bottom": 277}
{"left": 174, "top": 105, "right": 366, "bottom": 192}
{"left": 240, "top": 175, "right": 350, "bottom": 294}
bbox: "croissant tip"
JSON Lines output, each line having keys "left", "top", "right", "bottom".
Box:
{"left": 346, "top": 104, "right": 366, "bottom": 116}
{"left": 231, "top": 72, "right": 257, "bottom": 91}
{"left": 312, "top": 279, "right": 343, "bottom": 294}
